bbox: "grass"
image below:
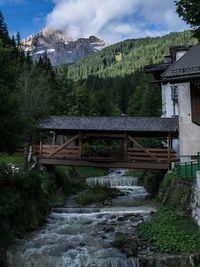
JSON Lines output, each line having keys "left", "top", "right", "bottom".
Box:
{"left": 76, "top": 186, "right": 121, "bottom": 205}
{"left": 137, "top": 207, "right": 200, "bottom": 253}
{"left": 0, "top": 153, "right": 24, "bottom": 169}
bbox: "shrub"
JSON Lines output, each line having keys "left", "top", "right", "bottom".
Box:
{"left": 76, "top": 186, "right": 121, "bottom": 205}
{"left": 137, "top": 207, "right": 200, "bottom": 253}
{"left": 112, "top": 232, "right": 128, "bottom": 248}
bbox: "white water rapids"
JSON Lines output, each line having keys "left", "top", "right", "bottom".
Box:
{"left": 6, "top": 169, "right": 155, "bottom": 267}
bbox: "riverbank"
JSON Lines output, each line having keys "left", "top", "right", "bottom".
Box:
{"left": 133, "top": 170, "right": 200, "bottom": 267}
{"left": 0, "top": 159, "right": 108, "bottom": 266}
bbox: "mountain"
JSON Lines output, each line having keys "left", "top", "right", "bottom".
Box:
{"left": 66, "top": 31, "right": 197, "bottom": 80}
{"left": 21, "top": 28, "right": 107, "bottom": 66}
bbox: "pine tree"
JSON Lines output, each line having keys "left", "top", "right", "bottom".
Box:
{"left": 0, "top": 10, "right": 11, "bottom": 46}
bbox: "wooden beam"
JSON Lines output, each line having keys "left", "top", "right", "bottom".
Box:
{"left": 128, "top": 135, "right": 161, "bottom": 163}
{"left": 168, "top": 133, "right": 172, "bottom": 164}
{"left": 84, "top": 133, "right": 124, "bottom": 139}
{"left": 79, "top": 131, "right": 82, "bottom": 160}
{"left": 124, "top": 132, "right": 128, "bottom": 161}
{"left": 48, "top": 134, "right": 79, "bottom": 158}
{"left": 39, "top": 132, "right": 42, "bottom": 157}
{"left": 39, "top": 158, "right": 170, "bottom": 170}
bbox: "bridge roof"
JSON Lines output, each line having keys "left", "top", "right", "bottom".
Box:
{"left": 38, "top": 116, "right": 178, "bottom": 135}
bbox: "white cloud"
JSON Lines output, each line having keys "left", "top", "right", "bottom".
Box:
{"left": 46, "top": 0, "right": 188, "bottom": 43}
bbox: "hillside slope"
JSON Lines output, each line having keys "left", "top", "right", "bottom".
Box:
{"left": 67, "top": 31, "right": 196, "bottom": 80}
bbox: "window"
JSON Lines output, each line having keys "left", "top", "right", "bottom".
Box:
{"left": 171, "top": 85, "right": 178, "bottom": 102}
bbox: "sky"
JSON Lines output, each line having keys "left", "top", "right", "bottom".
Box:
{"left": 0, "top": 0, "right": 188, "bottom": 44}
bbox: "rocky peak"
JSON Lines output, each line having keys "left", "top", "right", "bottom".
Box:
{"left": 21, "top": 28, "right": 108, "bottom": 66}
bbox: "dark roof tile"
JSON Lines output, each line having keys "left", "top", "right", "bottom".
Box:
{"left": 38, "top": 116, "right": 178, "bottom": 133}
{"left": 162, "top": 43, "right": 200, "bottom": 80}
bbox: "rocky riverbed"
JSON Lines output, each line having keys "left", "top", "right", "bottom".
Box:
{"left": 6, "top": 169, "right": 200, "bottom": 267}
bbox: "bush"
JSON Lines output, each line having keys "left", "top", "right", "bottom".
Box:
{"left": 137, "top": 207, "right": 200, "bottom": 253}
{"left": 112, "top": 232, "right": 128, "bottom": 248}
{"left": 0, "top": 164, "right": 88, "bottom": 249}
{"left": 158, "top": 170, "right": 192, "bottom": 211}
{"left": 76, "top": 186, "right": 121, "bottom": 205}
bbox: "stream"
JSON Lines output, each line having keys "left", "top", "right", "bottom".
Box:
{"left": 6, "top": 169, "right": 155, "bottom": 267}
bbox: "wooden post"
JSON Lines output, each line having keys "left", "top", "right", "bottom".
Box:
{"left": 79, "top": 131, "right": 82, "bottom": 160}
{"left": 39, "top": 132, "right": 42, "bottom": 157}
{"left": 124, "top": 132, "right": 128, "bottom": 161}
{"left": 168, "top": 133, "right": 172, "bottom": 164}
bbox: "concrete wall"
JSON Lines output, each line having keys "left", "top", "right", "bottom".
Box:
{"left": 191, "top": 171, "right": 200, "bottom": 226}
{"left": 178, "top": 83, "right": 200, "bottom": 161}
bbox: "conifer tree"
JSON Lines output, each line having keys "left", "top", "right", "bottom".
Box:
{"left": 0, "top": 10, "right": 11, "bottom": 46}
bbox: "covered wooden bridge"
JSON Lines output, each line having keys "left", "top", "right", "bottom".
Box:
{"left": 33, "top": 116, "right": 178, "bottom": 170}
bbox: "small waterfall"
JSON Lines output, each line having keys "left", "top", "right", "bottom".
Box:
{"left": 86, "top": 175, "right": 139, "bottom": 187}
{"left": 7, "top": 169, "right": 154, "bottom": 267}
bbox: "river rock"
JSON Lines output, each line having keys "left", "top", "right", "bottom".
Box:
{"left": 121, "top": 239, "right": 138, "bottom": 257}
{"left": 103, "top": 199, "right": 112, "bottom": 206}
{"left": 104, "top": 227, "right": 115, "bottom": 233}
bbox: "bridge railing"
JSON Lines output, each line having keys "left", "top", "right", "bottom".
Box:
{"left": 176, "top": 153, "right": 200, "bottom": 179}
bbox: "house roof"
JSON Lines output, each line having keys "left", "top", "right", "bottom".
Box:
{"left": 162, "top": 43, "right": 200, "bottom": 81}
{"left": 144, "top": 63, "right": 172, "bottom": 74}
{"left": 38, "top": 116, "right": 178, "bottom": 135}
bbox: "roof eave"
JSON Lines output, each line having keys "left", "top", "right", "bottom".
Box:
{"left": 162, "top": 73, "right": 200, "bottom": 83}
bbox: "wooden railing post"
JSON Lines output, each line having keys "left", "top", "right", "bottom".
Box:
{"left": 168, "top": 133, "right": 172, "bottom": 164}
{"left": 39, "top": 132, "right": 42, "bottom": 157}
{"left": 124, "top": 132, "right": 128, "bottom": 161}
{"left": 79, "top": 131, "right": 82, "bottom": 160}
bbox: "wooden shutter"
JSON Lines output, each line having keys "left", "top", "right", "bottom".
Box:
{"left": 191, "top": 81, "right": 200, "bottom": 125}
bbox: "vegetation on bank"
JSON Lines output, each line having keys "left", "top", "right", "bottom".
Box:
{"left": 76, "top": 186, "right": 121, "bottom": 205}
{"left": 0, "top": 154, "right": 24, "bottom": 169}
{"left": 137, "top": 170, "right": 200, "bottom": 254}
{"left": 112, "top": 232, "right": 129, "bottom": 248}
{"left": 0, "top": 163, "right": 108, "bottom": 252}
{"left": 137, "top": 207, "right": 200, "bottom": 253}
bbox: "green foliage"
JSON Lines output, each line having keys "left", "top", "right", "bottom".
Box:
{"left": 127, "top": 169, "right": 146, "bottom": 177}
{"left": 0, "top": 163, "right": 88, "bottom": 249}
{"left": 0, "top": 166, "right": 51, "bottom": 246}
{"left": 158, "top": 171, "right": 192, "bottom": 211}
{"left": 158, "top": 170, "right": 177, "bottom": 202}
{"left": 67, "top": 31, "right": 196, "bottom": 81}
{"left": 65, "top": 31, "right": 196, "bottom": 115}
{"left": 50, "top": 193, "right": 65, "bottom": 207}
{"left": 175, "top": 0, "right": 200, "bottom": 40}
{"left": 112, "top": 232, "right": 129, "bottom": 248}
{"left": 75, "top": 166, "right": 108, "bottom": 178}
{"left": 76, "top": 186, "right": 121, "bottom": 205}
{"left": 0, "top": 154, "right": 24, "bottom": 168}
{"left": 142, "top": 170, "right": 166, "bottom": 197}
{"left": 137, "top": 208, "right": 200, "bottom": 253}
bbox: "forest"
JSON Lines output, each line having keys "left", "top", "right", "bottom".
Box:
{"left": 0, "top": 10, "right": 197, "bottom": 154}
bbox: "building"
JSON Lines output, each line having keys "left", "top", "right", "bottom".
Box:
{"left": 145, "top": 44, "right": 200, "bottom": 162}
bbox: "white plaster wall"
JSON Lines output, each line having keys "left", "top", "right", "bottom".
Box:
{"left": 161, "top": 83, "right": 178, "bottom": 118}
{"left": 178, "top": 83, "right": 200, "bottom": 161}
{"left": 176, "top": 51, "right": 188, "bottom": 61}
{"left": 191, "top": 171, "right": 200, "bottom": 226}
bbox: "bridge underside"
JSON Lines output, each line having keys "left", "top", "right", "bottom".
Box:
{"left": 39, "top": 158, "right": 170, "bottom": 170}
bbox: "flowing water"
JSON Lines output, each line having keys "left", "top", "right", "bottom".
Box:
{"left": 6, "top": 169, "right": 155, "bottom": 267}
